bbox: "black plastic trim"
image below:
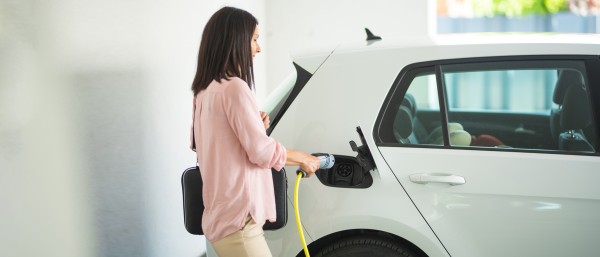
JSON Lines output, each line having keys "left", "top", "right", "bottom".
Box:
{"left": 435, "top": 65, "right": 451, "bottom": 148}
{"left": 267, "top": 62, "right": 312, "bottom": 135}
{"left": 584, "top": 57, "right": 600, "bottom": 152}
{"left": 376, "top": 141, "right": 597, "bottom": 154}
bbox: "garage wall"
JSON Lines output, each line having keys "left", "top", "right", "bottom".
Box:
{"left": 0, "top": 1, "right": 433, "bottom": 256}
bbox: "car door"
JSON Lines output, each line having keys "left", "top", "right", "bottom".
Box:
{"left": 374, "top": 56, "right": 600, "bottom": 257}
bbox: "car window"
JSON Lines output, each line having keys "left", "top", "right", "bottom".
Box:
{"left": 377, "top": 67, "right": 445, "bottom": 145}
{"left": 441, "top": 60, "right": 596, "bottom": 153}
{"left": 377, "top": 58, "right": 597, "bottom": 154}
{"left": 402, "top": 73, "right": 445, "bottom": 145}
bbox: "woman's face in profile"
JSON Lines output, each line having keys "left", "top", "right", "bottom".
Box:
{"left": 251, "top": 25, "right": 261, "bottom": 58}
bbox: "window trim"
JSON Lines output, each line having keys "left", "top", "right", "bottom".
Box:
{"left": 373, "top": 55, "right": 600, "bottom": 156}
{"left": 585, "top": 57, "right": 600, "bottom": 153}
{"left": 436, "top": 64, "right": 451, "bottom": 147}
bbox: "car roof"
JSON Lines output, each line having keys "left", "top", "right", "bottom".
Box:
{"left": 292, "top": 33, "right": 600, "bottom": 73}
{"left": 336, "top": 33, "right": 600, "bottom": 52}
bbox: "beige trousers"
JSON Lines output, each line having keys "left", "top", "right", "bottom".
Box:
{"left": 211, "top": 216, "right": 273, "bottom": 257}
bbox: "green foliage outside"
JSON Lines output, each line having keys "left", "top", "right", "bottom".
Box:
{"left": 471, "top": 0, "right": 569, "bottom": 17}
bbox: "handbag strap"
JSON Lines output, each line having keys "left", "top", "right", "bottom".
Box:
{"left": 192, "top": 95, "right": 197, "bottom": 152}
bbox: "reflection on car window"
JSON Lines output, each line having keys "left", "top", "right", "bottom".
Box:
{"left": 442, "top": 60, "right": 596, "bottom": 152}
{"left": 445, "top": 69, "right": 556, "bottom": 113}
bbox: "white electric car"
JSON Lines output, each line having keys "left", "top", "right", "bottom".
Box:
{"left": 210, "top": 33, "right": 600, "bottom": 257}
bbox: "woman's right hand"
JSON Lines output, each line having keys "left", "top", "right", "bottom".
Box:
{"left": 286, "top": 149, "right": 321, "bottom": 177}
{"left": 299, "top": 154, "right": 321, "bottom": 177}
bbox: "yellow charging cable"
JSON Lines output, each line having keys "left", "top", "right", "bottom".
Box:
{"left": 294, "top": 172, "right": 310, "bottom": 257}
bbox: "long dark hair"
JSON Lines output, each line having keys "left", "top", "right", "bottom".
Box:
{"left": 191, "top": 7, "right": 258, "bottom": 95}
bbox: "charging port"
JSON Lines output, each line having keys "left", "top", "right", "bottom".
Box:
{"left": 315, "top": 126, "right": 376, "bottom": 188}
{"left": 315, "top": 155, "right": 373, "bottom": 188}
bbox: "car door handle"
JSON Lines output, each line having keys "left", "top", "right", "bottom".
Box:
{"left": 409, "top": 173, "right": 466, "bottom": 185}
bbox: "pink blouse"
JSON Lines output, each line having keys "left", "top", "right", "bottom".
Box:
{"left": 192, "top": 77, "right": 287, "bottom": 242}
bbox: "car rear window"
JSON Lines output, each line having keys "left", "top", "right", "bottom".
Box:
{"left": 376, "top": 56, "right": 598, "bottom": 155}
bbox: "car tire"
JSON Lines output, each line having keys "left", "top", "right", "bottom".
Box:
{"left": 314, "top": 236, "right": 421, "bottom": 257}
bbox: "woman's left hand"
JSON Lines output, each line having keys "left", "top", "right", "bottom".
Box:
{"left": 260, "top": 111, "right": 270, "bottom": 130}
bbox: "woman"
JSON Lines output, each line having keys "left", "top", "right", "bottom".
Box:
{"left": 190, "top": 6, "right": 321, "bottom": 257}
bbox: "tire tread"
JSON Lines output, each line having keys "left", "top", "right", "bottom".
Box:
{"left": 314, "top": 236, "right": 420, "bottom": 257}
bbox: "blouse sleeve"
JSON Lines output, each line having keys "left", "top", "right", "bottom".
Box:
{"left": 222, "top": 79, "right": 287, "bottom": 171}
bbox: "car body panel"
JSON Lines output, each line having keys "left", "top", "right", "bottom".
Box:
{"left": 267, "top": 45, "right": 456, "bottom": 256}
{"left": 262, "top": 165, "right": 449, "bottom": 257}
{"left": 379, "top": 147, "right": 600, "bottom": 257}
{"left": 260, "top": 35, "right": 600, "bottom": 257}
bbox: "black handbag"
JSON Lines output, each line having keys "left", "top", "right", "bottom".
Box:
{"left": 183, "top": 101, "right": 288, "bottom": 235}
{"left": 181, "top": 166, "right": 288, "bottom": 235}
